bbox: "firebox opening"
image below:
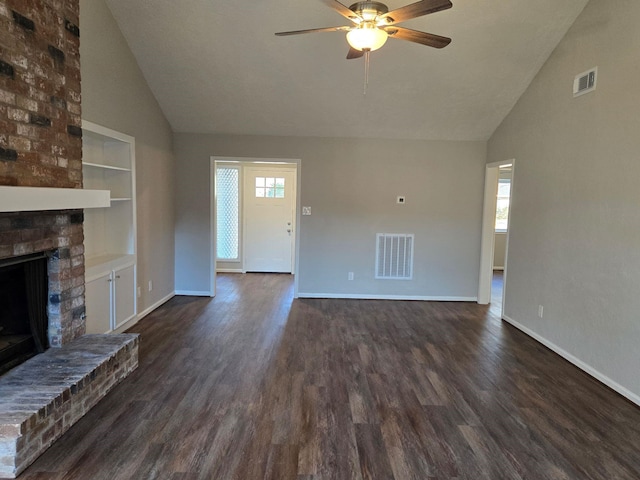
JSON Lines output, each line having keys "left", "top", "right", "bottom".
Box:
{"left": 0, "top": 252, "right": 49, "bottom": 376}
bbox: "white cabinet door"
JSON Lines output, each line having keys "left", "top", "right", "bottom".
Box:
{"left": 85, "top": 272, "right": 112, "bottom": 334}
{"left": 113, "top": 264, "right": 135, "bottom": 329}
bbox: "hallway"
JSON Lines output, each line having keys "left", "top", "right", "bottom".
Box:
{"left": 490, "top": 270, "right": 504, "bottom": 316}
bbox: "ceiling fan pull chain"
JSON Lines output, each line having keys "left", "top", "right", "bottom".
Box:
{"left": 363, "top": 49, "right": 370, "bottom": 95}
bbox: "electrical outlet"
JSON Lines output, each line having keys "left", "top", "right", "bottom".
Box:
{"left": 397, "top": 196, "right": 406, "bottom": 204}
{"left": 302, "top": 206, "right": 311, "bottom": 216}
{"left": 148, "top": 280, "right": 153, "bottom": 292}
{"left": 137, "top": 286, "right": 141, "bottom": 298}
{"left": 348, "top": 272, "right": 354, "bottom": 281}
{"left": 538, "top": 305, "right": 544, "bottom": 318}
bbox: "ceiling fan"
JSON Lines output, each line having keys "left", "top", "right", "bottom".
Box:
{"left": 275, "top": 0, "right": 453, "bottom": 59}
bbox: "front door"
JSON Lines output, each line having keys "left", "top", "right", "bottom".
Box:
{"left": 243, "top": 167, "right": 296, "bottom": 273}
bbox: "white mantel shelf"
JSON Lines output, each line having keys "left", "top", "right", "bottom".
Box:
{"left": 0, "top": 186, "right": 110, "bottom": 212}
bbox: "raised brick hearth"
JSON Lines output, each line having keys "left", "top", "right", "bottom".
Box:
{"left": 0, "top": 334, "right": 139, "bottom": 478}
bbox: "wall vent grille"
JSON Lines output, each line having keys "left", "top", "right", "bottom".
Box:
{"left": 375, "top": 233, "right": 414, "bottom": 280}
{"left": 573, "top": 67, "right": 597, "bottom": 97}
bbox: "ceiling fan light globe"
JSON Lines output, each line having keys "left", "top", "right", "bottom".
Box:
{"left": 346, "top": 27, "right": 388, "bottom": 51}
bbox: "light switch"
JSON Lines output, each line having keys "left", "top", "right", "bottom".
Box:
{"left": 302, "top": 206, "right": 311, "bottom": 216}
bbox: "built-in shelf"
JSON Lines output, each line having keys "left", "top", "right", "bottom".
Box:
{"left": 86, "top": 253, "right": 133, "bottom": 268}
{"left": 85, "top": 253, "right": 136, "bottom": 277}
{"left": 82, "top": 121, "right": 136, "bottom": 269}
{"left": 82, "top": 162, "right": 132, "bottom": 172}
{"left": 82, "top": 120, "right": 137, "bottom": 335}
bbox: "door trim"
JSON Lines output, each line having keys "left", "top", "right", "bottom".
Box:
{"left": 210, "top": 156, "right": 302, "bottom": 298}
{"left": 478, "top": 159, "right": 515, "bottom": 310}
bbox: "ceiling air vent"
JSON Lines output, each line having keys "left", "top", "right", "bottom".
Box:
{"left": 573, "top": 67, "right": 597, "bottom": 97}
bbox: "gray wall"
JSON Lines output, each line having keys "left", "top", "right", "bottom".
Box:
{"left": 80, "top": 0, "right": 175, "bottom": 313}
{"left": 488, "top": 0, "right": 640, "bottom": 401}
{"left": 174, "top": 134, "right": 486, "bottom": 299}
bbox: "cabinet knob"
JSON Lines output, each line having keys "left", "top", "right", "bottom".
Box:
{"left": 107, "top": 278, "right": 112, "bottom": 282}
{"left": 116, "top": 275, "right": 121, "bottom": 279}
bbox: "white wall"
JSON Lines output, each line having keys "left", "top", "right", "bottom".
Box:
{"left": 493, "top": 233, "right": 506, "bottom": 269}
{"left": 175, "top": 134, "right": 486, "bottom": 299}
{"left": 80, "top": 0, "right": 175, "bottom": 314}
{"left": 488, "top": 0, "right": 640, "bottom": 402}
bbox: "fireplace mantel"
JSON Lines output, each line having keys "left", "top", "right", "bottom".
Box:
{"left": 0, "top": 186, "right": 110, "bottom": 212}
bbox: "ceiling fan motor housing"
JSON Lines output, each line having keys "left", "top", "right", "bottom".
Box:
{"left": 348, "top": 1, "right": 389, "bottom": 22}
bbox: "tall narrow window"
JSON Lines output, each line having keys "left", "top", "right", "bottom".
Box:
{"left": 495, "top": 177, "right": 511, "bottom": 232}
{"left": 216, "top": 166, "right": 240, "bottom": 260}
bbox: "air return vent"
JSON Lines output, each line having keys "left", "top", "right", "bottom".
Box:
{"left": 375, "top": 233, "right": 414, "bottom": 280}
{"left": 573, "top": 67, "right": 597, "bottom": 97}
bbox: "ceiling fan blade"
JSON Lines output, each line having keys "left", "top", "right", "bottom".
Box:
{"left": 380, "top": 0, "right": 452, "bottom": 25}
{"left": 383, "top": 26, "right": 451, "bottom": 48}
{"left": 346, "top": 47, "right": 365, "bottom": 59}
{"left": 275, "top": 26, "right": 352, "bottom": 36}
{"left": 321, "top": 0, "right": 361, "bottom": 23}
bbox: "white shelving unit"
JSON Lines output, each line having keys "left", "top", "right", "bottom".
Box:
{"left": 82, "top": 120, "right": 137, "bottom": 333}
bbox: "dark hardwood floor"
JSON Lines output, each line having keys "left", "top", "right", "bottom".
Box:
{"left": 16, "top": 273, "right": 640, "bottom": 479}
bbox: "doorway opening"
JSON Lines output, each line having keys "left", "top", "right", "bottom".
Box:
{"left": 211, "top": 157, "right": 301, "bottom": 297}
{"left": 478, "top": 160, "right": 515, "bottom": 317}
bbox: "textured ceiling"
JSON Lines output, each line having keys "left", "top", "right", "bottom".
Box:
{"left": 103, "top": 0, "right": 588, "bottom": 141}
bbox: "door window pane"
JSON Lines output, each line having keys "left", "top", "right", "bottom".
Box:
{"left": 275, "top": 178, "right": 285, "bottom": 198}
{"left": 255, "top": 177, "right": 285, "bottom": 199}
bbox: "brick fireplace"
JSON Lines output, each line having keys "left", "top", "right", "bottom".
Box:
{"left": 0, "top": 213, "right": 86, "bottom": 346}
{"left": 0, "top": 0, "right": 87, "bottom": 340}
{"left": 0, "top": 1, "right": 139, "bottom": 477}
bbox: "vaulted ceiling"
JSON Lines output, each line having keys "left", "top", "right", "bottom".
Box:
{"left": 104, "top": 0, "right": 589, "bottom": 140}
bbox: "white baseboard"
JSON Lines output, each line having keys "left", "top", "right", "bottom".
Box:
{"left": 502, "top": 315, "right": 640, "bottom": 407}
{"left": 109, "top": 314, "right": 138, "bottom": 334}
{"left": 111, "top": 318, "right": 137, "bottom": 334}
{"left": 175, "top": 290, "right": 213, "bottom": 297}
{"left": 297, "top": 293, "right": 477, "bottom": 301}
{"left": 137, "top": 292, "right": 175, "bottom": 320}
{"left": 110, "top": 292, "right": 176, "bottom": 333}
{"left": 216, "top": 268, "right": 244, "bottom": 273}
